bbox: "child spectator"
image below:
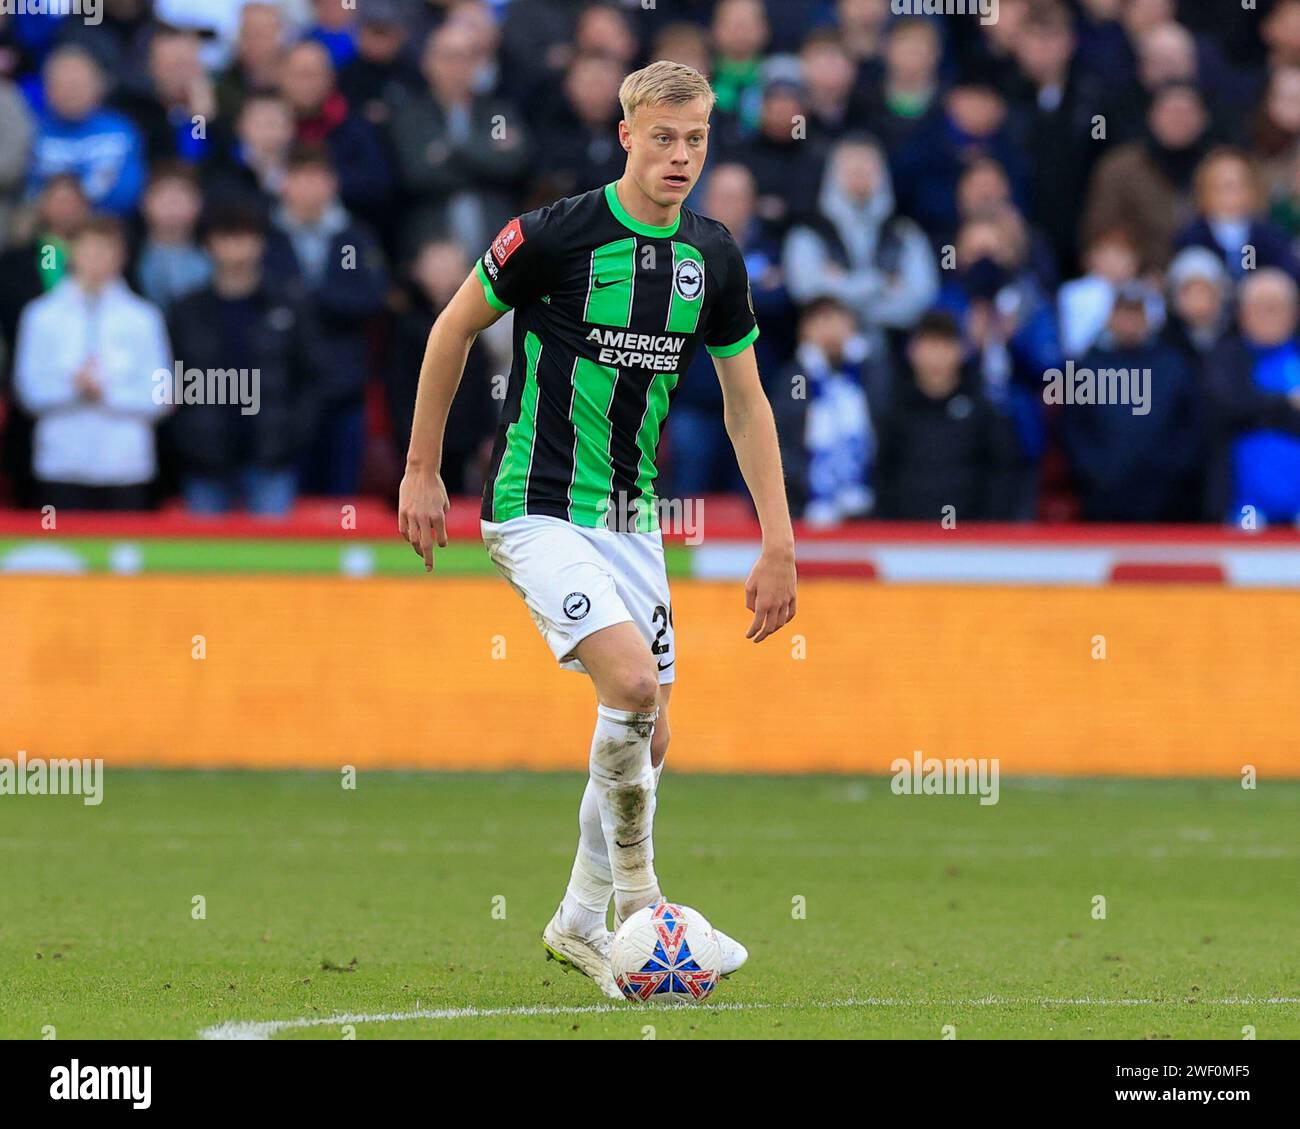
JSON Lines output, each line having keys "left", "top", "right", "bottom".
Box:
{"left": 134, "top": 162, "right": 211, "bottom": 311}
{"left": 166, "top": 205, "right": 326, "bottom": 517}
{"left": 874, "top": 311, "right": 1016, "bottom": 521}
{"left": 1058, "top": 226, "right": 1154, "bottom": 359}
{"left": 14, "top": 216, "right": 171, "bottom": 511}
{"left": 773, "top": 297, "right": 875, "bottom": 526}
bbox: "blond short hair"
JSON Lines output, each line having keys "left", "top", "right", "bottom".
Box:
{"left": 618, "top": 60, "right": 716, "bottom": 122}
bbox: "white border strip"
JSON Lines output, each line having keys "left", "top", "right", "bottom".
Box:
{"left": 692, "top": 542, "right": 1300, "bottom": 586}
{"left": 199, "top": 996, "right": 1300, "bottom": 1039}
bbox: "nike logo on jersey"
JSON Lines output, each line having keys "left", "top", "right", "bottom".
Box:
{"left": 593, "top": 276, "right": 625, "bottom": 290}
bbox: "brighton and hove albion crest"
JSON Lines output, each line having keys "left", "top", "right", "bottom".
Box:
{"left": 673, "top": 257, "right": 704, "bottom": 303}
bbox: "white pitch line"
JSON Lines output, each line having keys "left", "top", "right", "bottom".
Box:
{"left": 198, "top": 996, "right": 1300, "bottom": 1040}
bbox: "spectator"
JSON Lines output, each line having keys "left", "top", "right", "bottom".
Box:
{"left": 14, "top": 215, "right": 171, "bottom": 511}
{"left": 201, "top": 91, "right": 295, "bottom": 222}
{"left": 337, "top": 0, "right": 425, "bottom": 130}
{"left": 264, "top": 143, "right": 389, "bottom": 496}
{"left": 936, "top": 208, "right": 1061, "bottom": 518}
{"left": 1174, "top": 147, "right": 1300, "bottom": 282}
{"left": 1058, "top": 226, "right": 1153, "bottom": 359}
{"left": 28, "top": 46, "right": 147, "bottom": 215}
{"left": 798, "top": 28, "right": 864, "bottom": 144}
{"left": 1263, "top": 0, "right": 1300, "bottom": 69}
{"left": 574, "top": 3, "right": 640, "bottom": 74}
{"left": 0, "top": 76, "right": 33, "bottom": 242}
{"left": 280, "top": 39, "right": 393, "bottom": 230}
{"left": 836, "top": 0, "right": 890, "bottom": 106}
{"left": 784, "top": 136, "right": 938, "bottom": 354}
{"left": 954, "top": 157, "right": 1058, "bottom": 291}
{"left": 133, "top": 161, "right": 211, "bottom": 311}
{"left": 386, "top": 237, "right": 497, "bottom": 495}
{"left": 214, "top": 2, "right": 286, "bottom": 123}
{"left": 1271, "top": 148, "right": 1300, "bottom": 253}
{"left": 388, "top": 21, "right": 529, "bottom": 249}
{"left": 111, "top": 25, "right": 220, "bottom": 166}
{"left": 710, "top": 0, "right": 769, "bottom": 137}
{"left": 0, "top": 175, "right": 91, "bottom": 507}
{"left": 858, "top": 15, "right": 942, "bottom": 157}
{"left": 444, "top": 1, "right": 508, "bottom": 100}
{"left": 305, "top": 0, "right": 360, "bottom": 71}
{"left": 1160, "top": 246, "right": 1234, "bottom": 370}
{"left": 773, "top": 296, "right": 875, "bottom": 525}
{"left": 1204, "top": 269, "right": 1300, "bottom": 524}
{"left": 1008, "top": 0, "right": 1105, "bottom": 276}
{"left": 705, "top": 162, "right": 796, "bottom": 372}
{"left": 721, "top": 68, "right": 827, "bottom": 237}
{"left": 874, "top": 311, "right": 1016, "bottom": 521}
{"left": 53, "top": 0, "right": 154, "bottom": 80}
{"left": 166, "top": 205, "right": 323, "bottom": 516}
{"left": 665, "top": 163, "right": 793, "bottom": 497}
{"left": 1062, "top": 283, "right": 1203, "bottom": 522}
{"left": 1250, "top": 65, "right": 1300, "bottom": 194}
{"left": 1081, "top": 81, "right": 1211, "bottom": 272}
{"left": 152, "top": 0, "right": 248, "bottom": 69}
{"left": 0, "top": 175, "right": 89, "bottom": 352}
{"left": 535, "top": 53, "right": 627, "bottom": 201}
{"left": 651, "top": 21, "right": 713, "bottom": 80}
{"left": 891, "top": 69, "right": 1028, "bottom": 242}
{"left": 495, "top": 0, "right": 585, "bottom": 112}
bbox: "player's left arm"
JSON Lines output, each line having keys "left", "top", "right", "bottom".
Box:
{"left": 714, "top": 344, "right": 797, "bottom": 643}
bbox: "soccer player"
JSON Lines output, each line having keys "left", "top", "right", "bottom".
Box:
{"left": 398, "top": 61, "right": 797, "bottom": 998}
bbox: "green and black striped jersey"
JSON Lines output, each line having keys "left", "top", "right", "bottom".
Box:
{"left": 475, "top": 181, "right": 759, "bottom": 532}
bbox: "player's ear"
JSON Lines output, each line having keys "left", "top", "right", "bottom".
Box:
{"left": 618, "top": 119, "right": 632, "bottom": 152}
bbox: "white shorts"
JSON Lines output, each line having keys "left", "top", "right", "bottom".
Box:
{"left": 481, "top": 514, "right": 676, "bottom": 684}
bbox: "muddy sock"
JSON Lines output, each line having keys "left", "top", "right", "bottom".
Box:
{"left": 588, "top": 704, "right": 660, "bottom": 922}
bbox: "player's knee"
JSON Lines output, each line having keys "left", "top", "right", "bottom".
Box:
{"left": 604, "top": 665, "right": 659, "bottom": 713}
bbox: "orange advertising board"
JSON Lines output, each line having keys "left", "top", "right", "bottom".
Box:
{"left": 1, "top": 577, "right": 1296, "bottom": 776}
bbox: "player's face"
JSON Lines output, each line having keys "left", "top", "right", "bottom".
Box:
{"left": 623, "top": 98, "right": 711, "bottom": 209}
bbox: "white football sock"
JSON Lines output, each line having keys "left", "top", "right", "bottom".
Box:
{"left": 587, "top": 703, "right": 660, "bottom": 921}
{"left": 561, "top": 762, "right": 665, "bottom": 935}
{"left": 558, "top": 780, "right": 612, "bottom": 937}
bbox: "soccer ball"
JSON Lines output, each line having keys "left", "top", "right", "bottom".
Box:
{"left": 610, "top": 902, "right": 723, "bottom": 1002}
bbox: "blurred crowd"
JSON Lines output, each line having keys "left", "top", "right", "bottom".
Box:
{"left": 1, "top": 0, "right": 1299, "bottom": 525}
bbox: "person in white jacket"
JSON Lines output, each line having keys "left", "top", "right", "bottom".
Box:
{"left": 15, "top": 216, "right": 173, "bottom": 510}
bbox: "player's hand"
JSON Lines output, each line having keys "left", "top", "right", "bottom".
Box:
{"left": 397, "top": 466, "right": 450, "bottom": 573}
{"left": 744, "top": 545, "right": 797, "bottom": 643}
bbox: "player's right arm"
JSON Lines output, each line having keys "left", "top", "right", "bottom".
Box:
{"left": 398, "top": 270, "right": 505, "bottom": 572}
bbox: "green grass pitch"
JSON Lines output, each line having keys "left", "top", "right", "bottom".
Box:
{"left": 3, "top": 771, "right": 1297, "bottom": 1039}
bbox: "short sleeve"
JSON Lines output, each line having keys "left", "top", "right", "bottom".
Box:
{"left": 475, "top": 209, "right": 553, "bottom": 312}
{"left": 704, "top": 229, "right": 760, "bottom": 358}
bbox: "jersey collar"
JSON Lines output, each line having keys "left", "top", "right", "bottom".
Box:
{"left": 604, "top": 181, "right": 681, "bottom": 239}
